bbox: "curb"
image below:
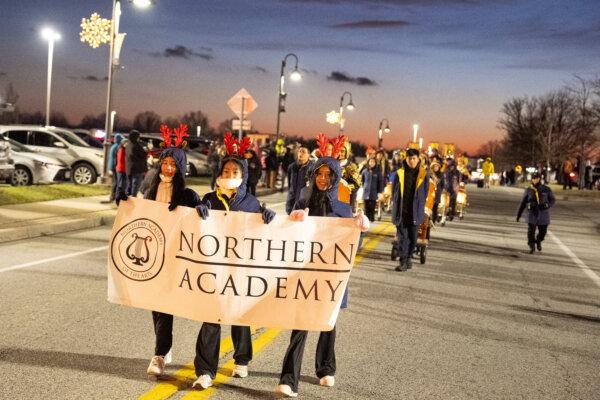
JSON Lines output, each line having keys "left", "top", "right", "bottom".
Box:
{"left": 0, "top": 187, "right": 284, "bottom": 244}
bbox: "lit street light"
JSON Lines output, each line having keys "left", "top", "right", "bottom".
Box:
{"left": 412, "top": 123, "right": 419, "bottom": 143}
{"left": 41, "top": 27, "right": 60, "bottom": 127}
{"left": 378, "top": 118, "right": 390, "bottom": 149}
{"left": 81, "top": 0, "right": 154, "bottom": 182}
{"left": 275, "top": 53, "right": 302, "bottom": 144}
{"left": 339, "top": 91, "right": 354, "bottom": 134}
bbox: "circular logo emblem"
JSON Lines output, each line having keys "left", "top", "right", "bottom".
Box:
{"left": 111, "top": 218, "right": 166, "bottom": 281}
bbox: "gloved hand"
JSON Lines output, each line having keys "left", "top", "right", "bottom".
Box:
{"left": 260, "top": 202, "right": 276, "bottom": 224}
{"left": 196, "top": 200, "right": 211, "bottom": 220}
{"left": 354, "top": 209, "right": 370, "bottom": 232}
{"left": 290, "top": 208, "right": 309, "bottom": 222}
{"left": 168, "top": 202, "right": 178, "bottom": 212}
{"left": 115, "top": 192, "right": 128, "bottom": 206}
{"left": 540, "top": 202, "right": 549, "bottom": 210}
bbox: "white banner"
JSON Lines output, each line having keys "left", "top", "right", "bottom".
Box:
{"left": 107, "top": 197, "right": 361, "bottom": 331}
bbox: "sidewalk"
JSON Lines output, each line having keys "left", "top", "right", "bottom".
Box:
{"left": 0, "top": 184, "right": 280, "bottom": 244}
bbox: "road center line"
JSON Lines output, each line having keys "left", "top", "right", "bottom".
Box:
{"left": 549, "top": 230, "right": 600, "bottom": 289}
{"left": 0, "top": 246, "right": 108, "bottom": 274}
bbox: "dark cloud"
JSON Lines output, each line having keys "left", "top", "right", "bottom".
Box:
{"left": 251, "top": 66, "right": 268, "bottom": 74}
{"left": 152, "top": 45, "right": 214, "bottom": 61}
{"left": 82, "top": 75, "right": 108, "bottom": 82}
{"left": 327, "top": 71, "right": 377, "bottom": 86}
{"left": 0, "top": 72, "right": 6, "bottom": 77}
{"left": 331, "top": 20, "right": 410, "bottom": 29}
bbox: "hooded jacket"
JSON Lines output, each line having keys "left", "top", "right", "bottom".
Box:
{"left": 391, "top": 161, "right": 429, "bottom": 226}
{"left": 294, "top": 157, "right": 353, "bottom": 218}
{"left": 202, "top": 156, "right": 262, "bottom": 213}
{"left": 143, "top": 148, "right": 200, "bottom": 208}
{"left": 360, "top": 164, "right": 384, "bottom": 201}
{"left": 286, "top": 159, "right": 313, "bottom": 214}
{"left": 108, "top": 134, "right": 123, "bottom": 170}
{"left": 517, "top": 183, "right": 555, "bottom": 225}
{"left": 125, "top": 133, "right": 148, "bottom": 175}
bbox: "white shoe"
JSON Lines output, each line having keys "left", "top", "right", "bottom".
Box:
{"left": 193, "top": 374, "right": 213, "bottom": 390}
{"left": 232, "top": 364, "right": 248, "bottom": 378}
{"left": 147, "top": 356, "right": 165, "bottom": 376}
{"left": 164, "top": 350, "right": 172, "bottom": 365}
{"left": 319, "top": 375, "right": 335, "bottom": 387}
{"left": 275, "top": 384, "right": 298, "bottom": 398}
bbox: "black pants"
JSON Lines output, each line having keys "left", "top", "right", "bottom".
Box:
{"left": 247, "top": 182, "right": 257, "bottom": 196}
{"left": 194, "top": 323, "right": 252, "bottom": 378}
{"left": 396, "top": 220, "right": 417, "bottom": 264}
{"left": 152, "top": 311, "right": 173, "bottom": 356}
{"left": 279, "top": 326, "right": 336, "bottom": 393}
{"left": 527, "top": 224, "right": 548, "bottom": 245}
{"left": 364, "top": 199, "right": 376, "bottom": 222}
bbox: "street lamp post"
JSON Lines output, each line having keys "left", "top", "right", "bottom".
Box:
{"left": 377, "top": 118, "right": 390, "bottom": 149}
{"left": 275, "top": 53, "right": 301, "bottom": 145}
{"left": 94, "top": 0, "right": 153, "bottom": 182}
{"left": 412, "top": 123, "right": 419, "bottom": 143}
{"left": 339, "top": 91, "right": 354, "bottom": 134}
{"left": 41, "top": 28, "right": 60, "bottom": 127}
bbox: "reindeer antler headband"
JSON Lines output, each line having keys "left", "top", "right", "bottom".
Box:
{"left": 316, "top": 133, "right": 346, "bottom": 158}
{"left": 160, "top": 123, "right": 189, "bottom": 148}
{"left": 223, "top": 132, "right": 251, "bottom": 158}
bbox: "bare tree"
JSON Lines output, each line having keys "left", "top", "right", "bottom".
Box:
{"left": 133, "top": 111, "right": 161, "bottom": 133}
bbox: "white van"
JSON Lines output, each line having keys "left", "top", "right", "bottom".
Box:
{"left": 0, "top": 125, "right": 104, "bottom": 184}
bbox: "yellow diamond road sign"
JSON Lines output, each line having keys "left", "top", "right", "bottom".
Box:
{"left": 227, "top": 88, "right": 258, "bottom": 119}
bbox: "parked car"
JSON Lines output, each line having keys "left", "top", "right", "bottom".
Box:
{"left": 70, "top": 128, "right": 104, "bottom": 149}
{"left": 6, "top": 137, "right": 69, "bottom": 185}
{"left": 0, "top": 125, "right": 104, "bottom": 185}
{"left": 0, "top": 136, "right": 15, "bottom": 182}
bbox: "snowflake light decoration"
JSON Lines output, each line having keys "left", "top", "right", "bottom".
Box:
{"left": 80, "top": 13, "right": 112, "bottom": 48}
{"left": 326, "top": 110, "right": 341, "bottom": 125}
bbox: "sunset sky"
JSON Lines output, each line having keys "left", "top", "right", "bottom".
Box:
{"left": 1, "top": 0, "right": 599, "bottom": 152}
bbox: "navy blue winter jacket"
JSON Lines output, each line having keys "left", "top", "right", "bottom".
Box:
{"left": 360, "top": 166, "right": 384, "bottom": 201}
{"left": 391, "top": 162, "right": 429, "bottom": 226}
{"left": 202, "top": 156, "right": 262, "bottom": 213}
{"left": 286, "top": 160, "right": 313, "bottom": 214}
{"left": 517, "top": 183, "right": 555, "bottom": 225}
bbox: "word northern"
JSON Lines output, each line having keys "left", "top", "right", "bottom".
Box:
{"left": 178, "top": 231, "right": 356, "bottom": 266}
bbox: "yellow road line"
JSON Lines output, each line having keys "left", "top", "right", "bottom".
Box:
{"left": 180, "top": 328, "right": 282, "bottom": 400}
{"left": 138, "top": 329, "right": 255, "bottom": 400}
{"left": 138, "top": 221, "right": 394, "bottom": 400}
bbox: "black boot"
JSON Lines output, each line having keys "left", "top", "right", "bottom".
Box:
{"left": 406, "top": 259, "right": 413, "bottom": 269}
{"left": 536, "top": 240, "right": 542, "bottom": 251}
{"left": 395, "top": 259, "right": 407, "bottom": 272}
{"left": 528, "top": 243, "right": 535, "bottom": 254}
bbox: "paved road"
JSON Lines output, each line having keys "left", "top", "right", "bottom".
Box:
{"left": 0, "top": 187, "right": 599, "bottom": 399}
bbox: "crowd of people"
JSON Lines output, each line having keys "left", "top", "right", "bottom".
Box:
{"left": 109, "top": 124, "right": 561, "bottom": 397}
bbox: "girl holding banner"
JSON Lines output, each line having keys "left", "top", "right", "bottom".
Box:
{"left": 116, "top": 124, "right": 210, "bottom": 377}
{"left": 192, "top": 133, "right": 276, "bottom": 390}
{"left": 276, "top": 136, "right": 370, "bottom": 398}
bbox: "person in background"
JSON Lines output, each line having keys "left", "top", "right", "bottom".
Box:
{"left": 390, "top": 148, "right": 429, "bottom": 272}
{"left": 360, "top": 157, "right": 384, "bottom": 222}
{"left": 482, "top": 157, "right": 495, "bottom": 188}
{"left": 517, "top": 172, "right": 555, "bottom": 254}
{"left": 244, "top": 148, "right": 262, "bottom": 196}
{"left": 286, "top": 146, "right": 312, "bottom": 214}
{"left": 125, "top": 130, "right": 147, "bottom": 197}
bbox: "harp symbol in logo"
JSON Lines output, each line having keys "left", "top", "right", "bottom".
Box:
{"left": 111, "top": 218, "right": 165, "bottom": 281}
{"left": 126, "top": 233, "right": 153, "bottom": 266}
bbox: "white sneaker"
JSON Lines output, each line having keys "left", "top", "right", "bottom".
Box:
{"left": 147, "top": 356, "right": 165, "bottom": 376}
{"left": 192, "top": 374, "right": 213, "bottom": 390}
{"left": 319, "top": 375, "right": 335, "bottom": 387}
{"left": 275, "top": 384, "right": 298, "bottom": 398}
{"left": 232, "top": 364, "right": 248, "bottom": 378}
{"left": 164, "top": 350, "right": 172, "bottom": 365}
